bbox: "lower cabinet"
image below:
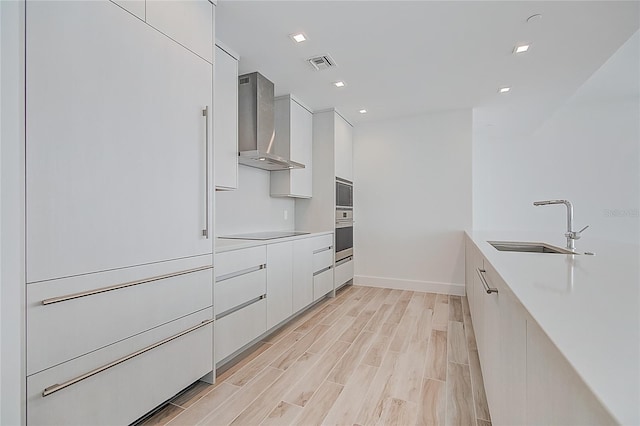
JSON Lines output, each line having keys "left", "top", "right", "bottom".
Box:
{"left": 311, "top": 235, "right": 334, "bottom": 301}
{"left": 313, "top": 267, "right": 334, "bottom": 300}
{"left": 466, "top": 235, "right": 614, "bottom": 425}
{"left": 214, "top": 246, "right": 267, "bottom": 364}
{"left": 474, "top": 262, "right": 526, "bottom": 426}
{"left": 215, "top": 298, "right": 267, "bottom": 362}
{"left": 266, "top": 242, "right": 294, "bottom": 329}
{"left": 27, "top": 309, "right": 213, "bottom": 425}
{"left": 525, "top": 322, "right": 614, "bottom": 425}
{"left": 214, "top": 234, "right": 334, "bottom": 367}
{"left": 292, "top": 238, "right": 314, "bottom": 312}
{"left": 334, "top": 256, "right": 354, "bottom": 289}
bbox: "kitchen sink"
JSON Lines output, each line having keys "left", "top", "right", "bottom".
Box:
{"left": 488, "top": 241, "right": 578, "bottom": 254}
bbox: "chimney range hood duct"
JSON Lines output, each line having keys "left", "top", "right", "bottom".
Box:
{"left": 238, "top": 72, "right": 305, "bottom": 171}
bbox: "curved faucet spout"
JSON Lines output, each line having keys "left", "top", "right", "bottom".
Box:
{"left": 533, "top": 199, "right": 577, "bottom": 250}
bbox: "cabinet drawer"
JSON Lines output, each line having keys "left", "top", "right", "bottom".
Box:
{"left": 312, "top": 247, "right": 333, "bottom": 272}
{"left": 309, "top": 234, "right": 333, "bottom": 252}
{"left": 216, "top": 298, "right": 267, "bottom": 363}
{"left": 335, "top": 258, "right": 354, "bottom": 288}
{"left": 27, "top": 308, "right": 213, "bottom": 426}
{"left": 216, "top": 246, "right": 266, "bottom": 278}
{"left": 215, "top": 268, "right": 266, "bottom": 314}
{"left": 27, "top": 257, "right": 213, "bottom": 375}
{"left": 313, "top": 267, "right": 334, "bottom": 300}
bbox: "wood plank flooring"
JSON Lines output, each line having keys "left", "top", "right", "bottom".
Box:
{"left": 139, "top": 285, "right": 491, "bottom": 426}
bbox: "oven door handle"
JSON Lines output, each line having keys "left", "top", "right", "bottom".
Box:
{"left": 336, "top": 221, "right": 354, "bottom": 228}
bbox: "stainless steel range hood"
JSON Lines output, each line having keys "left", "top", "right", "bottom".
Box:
{"left": 238, "top": 72, "right": 305, "bottom": 171}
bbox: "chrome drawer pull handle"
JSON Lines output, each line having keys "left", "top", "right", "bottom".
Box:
{"left": 215, "top": 294, "right": 266, "bottom": 320}
{"left": 312, "top": 246, "right": 332, "bottom": 254}
{"left": 42, "top": 265, "right": 213, "bottom": 305}
{"left": 42, "top": 319, "right": 213, "bottom": 397}
{"left": 215, "top": 264, "right": 266, "bottom": 282}
{"left": 335, "top": 256, "right": 353, "bottom": 267}
{"left": 476, "top": 268, "right": 498, "bottom": 294}
{"left": 313, "top": 265, "right": 333, "bottom": 276}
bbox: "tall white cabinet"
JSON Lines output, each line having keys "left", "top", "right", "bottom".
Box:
{"left": 26, "top": 0, "right": 214, "bottom": 282}
{"left": 214, "top": 42, "right": 239, "bottom": 191}
{"left": 296, "top": 109, "right": 354, "bottom": 290}
{"left": 25, "top": 1, "right": 215, "bottom": 424}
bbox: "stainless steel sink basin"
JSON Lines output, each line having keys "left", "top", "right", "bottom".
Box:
{"left": 488, "top": 241, "right": 578, "bottom": 254}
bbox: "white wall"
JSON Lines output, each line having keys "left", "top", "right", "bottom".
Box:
{"left": 473, "top": 31, "right": 640, "bottom": 246}
{"left": 215, "top": 165, "right": 295, "bottom": 235}
{"left": 1, "top": 1, "right": 26, "bottom": 424}
{"left": 353, "top": 110, "right": 472, "bottom": 294}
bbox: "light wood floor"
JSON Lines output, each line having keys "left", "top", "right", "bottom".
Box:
{"left": 139, "top": 285, "right": 491, "bottom": 426}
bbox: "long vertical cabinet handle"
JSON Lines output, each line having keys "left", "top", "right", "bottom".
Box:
{"left": 202, "top": 106, "right": 210, "bottom": 239}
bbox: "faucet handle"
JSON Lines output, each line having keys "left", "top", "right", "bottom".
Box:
{"left": 568, "top": 225, "right": 589, "bottom": 241}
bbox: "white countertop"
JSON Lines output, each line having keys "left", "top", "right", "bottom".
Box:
{"left": 215, "top": 231, "right": 334, "bottom": 253}
{"left": 466, "top": 231, "right": 639, "bottom": 425}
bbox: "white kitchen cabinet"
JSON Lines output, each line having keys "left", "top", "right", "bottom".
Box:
{"left": 26, "top": 0, "right": 213, "bottom": 283}
{"left": 334, "top": 257, "right": 353, "bottom": 290}
{"left": 215, "top": 298, "right": 267, "bottom": 363}
{"left": 214, "top": 269, "right": 266, "bottom": 315}
{"left": 266, "top": 242, "right": 294, "bottom": 329}
{"left": 214, "top": 247, "right": 267, "bottom": 364}
{"left": 145, "top": 0, "right": 214, "bottom": 63}
{"left": 313, "top": 267, "right": 334, "bottom": 300}
{"left": 27, "top": 308, "right": 213, "bottom": 426}
{"left": 292, "top": 238, "right": 313, "bottom": 312}
{"left": 466, "top": 234, "right": 612, "bottom": 426}
{"left": 25, "top": 2, "right": 215, "bottom": 423}
{"left": 292, "top": 234, "right": 333, "bottom": 312}
{"left": 295, "top": 110, "right": 353, "bottom": 236}
{"left": 27, "top": 256, "right": 212, "bottom": 375}
{"left": 526, "top": 320, "right": 614, "bottom": 425}
{"left": 271, "top": 95, "right": 313, "bottom": 198}
{"left": 214, "top": 43, "right": 239, "bottom": 190}
{"left": 334, "top": 112, "right": 354, "bottom": 182}
{"left": 475, "top": 263, "right": 526, "bottom": 426}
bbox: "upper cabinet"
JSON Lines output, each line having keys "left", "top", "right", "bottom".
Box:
{"left": 271, "top": 95, "right": 313, "bottom": 198}
{"left": 214, "top": 43, "right": 239, "bottom": 191}
{"left": 334, "top": 113, "right": 353, "bottom": 182}
{"left": 145, "top": 0, "right": 214, "bottom": 63}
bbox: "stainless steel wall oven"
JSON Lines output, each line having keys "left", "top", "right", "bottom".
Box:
{"left": 335, "top": 209, "right": 353, "bottom": 262}
{"left": 336, "top": 178, "right": 353, "bottom": 209}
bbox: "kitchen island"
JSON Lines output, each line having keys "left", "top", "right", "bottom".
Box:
{"left": 466, "top": 231, "right": 639, "bottom": 425}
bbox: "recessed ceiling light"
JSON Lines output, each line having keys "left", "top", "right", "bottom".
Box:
{"left": 334, "top": 81, "right": 346, "bottom": 88}
{"left": 290, "top": 33, "right": 307, "bottom": 43}
{"left": 359, "top": 109, "right": 367, "bottom": 114}
{"left": 499, "top": 87, "right": 511, "bottom": 93}
{"left": 514, "top": 44, "right": 530, "bottom": 54}
{"left": 259, "top": 157, "right": 266, "bottom": 161}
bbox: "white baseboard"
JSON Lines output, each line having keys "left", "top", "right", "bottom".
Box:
{"left": 354, "top": 275, "right": 465, "bottom": 296}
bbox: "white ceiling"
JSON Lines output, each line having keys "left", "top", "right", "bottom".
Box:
{"left": 216, "top": 1, "right": 639, "bottom": 125}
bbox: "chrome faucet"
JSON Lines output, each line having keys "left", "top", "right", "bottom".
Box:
{"left": 533, "top": 199, "right": 589, "bottom": 251}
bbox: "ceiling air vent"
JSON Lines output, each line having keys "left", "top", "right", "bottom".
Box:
{"left": 307, "top": 54, "right": 337, "bottom": 71}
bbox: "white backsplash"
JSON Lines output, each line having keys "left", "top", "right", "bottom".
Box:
{"left": 215, "top": 165, "right": 295, "bottom": 236}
